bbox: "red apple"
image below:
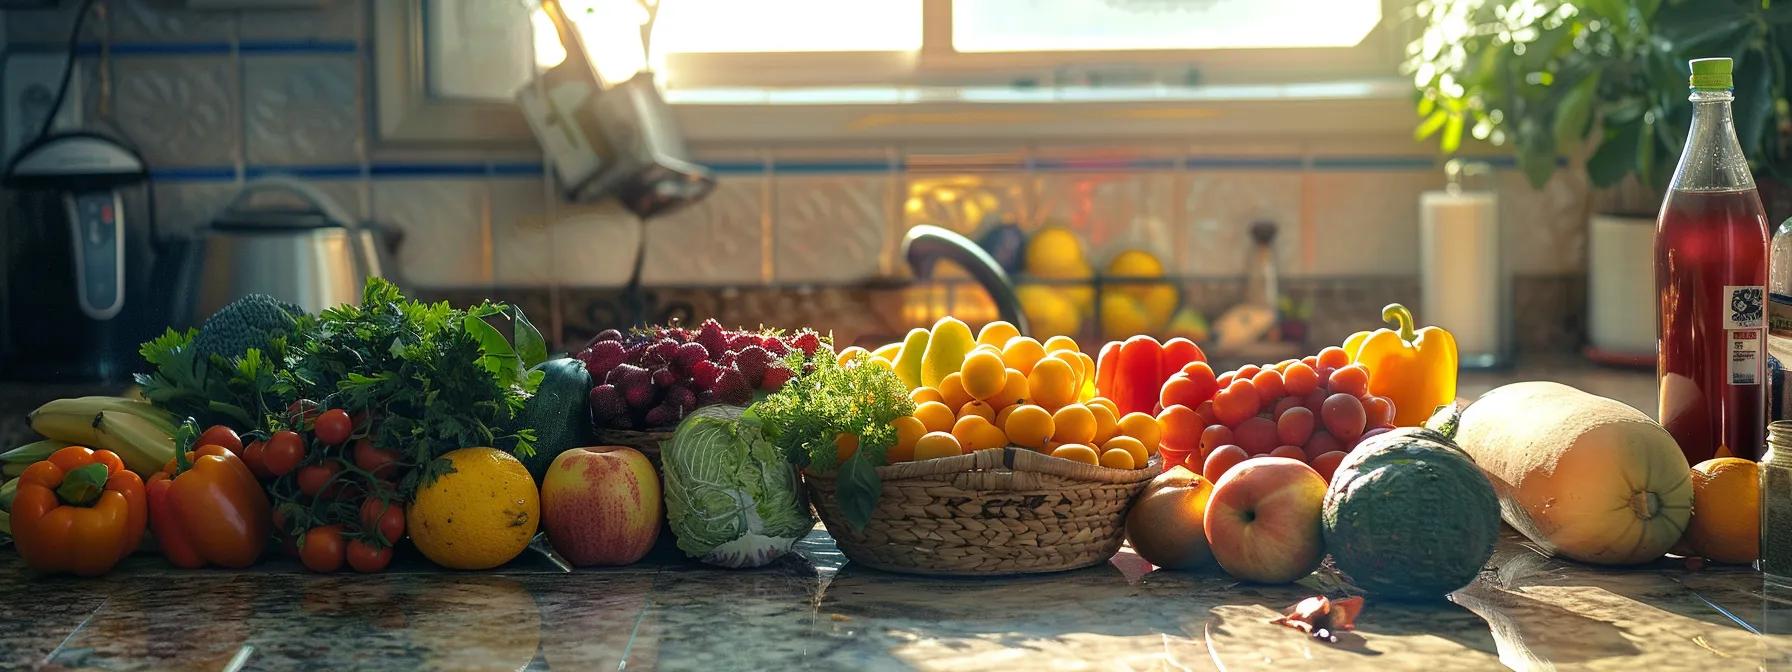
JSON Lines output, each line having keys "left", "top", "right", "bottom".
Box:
{"left": 541, "top": 446, "right": 662, "bottom": 566}
{"left": 1124, "top": 466, "right": 1215, "bottom": 570}
{"left": 1202, "top": 456, "right": 1327, "bottom": 583}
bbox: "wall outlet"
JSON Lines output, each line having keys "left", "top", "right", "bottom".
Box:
{"left": 2, "top": 53, "right": 83, "bottom": 165}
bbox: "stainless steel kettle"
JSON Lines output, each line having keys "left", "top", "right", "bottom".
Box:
{"left": 172, "top": 177, "right": 389, "bottom": 323}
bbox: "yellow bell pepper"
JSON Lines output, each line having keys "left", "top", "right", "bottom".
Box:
{"left": 1343, "top": 304, "right": 1458, "bottom": 427}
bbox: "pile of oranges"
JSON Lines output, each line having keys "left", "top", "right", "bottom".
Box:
{"left": 880, "top": 325, "right": 1160, "bottom": 470}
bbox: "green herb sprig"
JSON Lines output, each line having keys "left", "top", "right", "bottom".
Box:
{"left": 749, "top": 352, "right": 913, "bottom": 531}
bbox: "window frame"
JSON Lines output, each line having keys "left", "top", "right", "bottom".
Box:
{"left": 373, "top": 0, "right": 1414, "bottom": 147}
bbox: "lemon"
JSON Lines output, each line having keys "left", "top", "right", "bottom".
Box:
{"left": 1025, "top": 226, "right": 1087, "bottom": 273}
{"left": 1018, "top": 286, "right": 1082, "bottom": 339}
{"left": 408, "top": 448, "right": 540, "bottom": 570}
{"left": 1100, "top": 292, "right": 1153, "bottom": 341}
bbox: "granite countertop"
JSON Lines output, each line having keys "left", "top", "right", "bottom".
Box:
{"left": 8, "top": 356, "right": 1791, "bottom": 671}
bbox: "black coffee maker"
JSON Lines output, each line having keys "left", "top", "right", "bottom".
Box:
{"left": 1, "top": 132, "right": 160, "bottom": 381}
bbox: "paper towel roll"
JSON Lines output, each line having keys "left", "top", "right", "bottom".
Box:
{"left": 1420, "top": 191, "right": 1502, "bottom": 361}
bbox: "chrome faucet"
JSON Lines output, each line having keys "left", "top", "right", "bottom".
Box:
{"left": 902, "top": 225, "right": 1030, "bottom": 335}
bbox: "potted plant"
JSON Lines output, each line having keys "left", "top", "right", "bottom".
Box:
{"left": 1406, "top": 0, "right": 1792, "bottom": 361}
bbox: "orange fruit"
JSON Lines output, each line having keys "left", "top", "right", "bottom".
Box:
{"left": 1103, "top": 435, "right": 1149, "bottom": 467}
{"left": 833, "top": 433, "right": 859, "bottom": 466}
{"left": 913, "top": 432, "right": 964, "bottom": 460}
{"left": 1086, "top": 397, "right": 1119, "bottom": 418}
{"left": 1043, "top": 335, "right": 1081, "bottom": 353}
{"left": 1003, "top": 404, "right": 1056, "bottom": 450}
{"left": 976, "top": 321, "right": 1021, "bottom": 350}
{"left": 1051, "top": 403, "right": 1096, "bottom": 444}
{"left": 937, "top": 373, "right": 973, "bottom": 411}
{"left": 959, "top": 349, "right": 1008, "bottom": 400}
{"left": 1049, "top": 350, "right": 1086, "bottom": 390}
{"left": 1076, "top": 352, "right": 1098, "bottom": 401}
{"left": 913, "top": 401, "right": 956, "bottom": 433}
{"left": 958, "top": 400, "right": 997, "bottom": 422}
{"left": 1687, "top": 457, "right": 1760, "bottom": 564}
{"left": 1099, "top": 448, "right": 1136, "bottom": 470}
{"left": 1029, "top": 357, "right": 1078, "bottom": 409}
{"left": 985, "top": 368, "right": 1028, "bottom": 410}
{"left": 951, "top": 415, "right": 1007, "bottom": 452}
{"left": 1051, "top": 443, "right": 1099, "bottom": 465}
{"left": 889, "top": 416, "right": 926, "bottom": 463}
{"left": 1088, "top": 403, "right": 1119, "bottom": 444}
{"left": 1116, "top": 412, "right": 1161, "bottom": 455}
{"left": 909, "top": 387, "right": 945, "bottom": 405}
{"left": 1001, "top": 337, "right": 1047, "bottom": 376}
{"left": 995, "top": 403, "right": 1021, "bottom": 428}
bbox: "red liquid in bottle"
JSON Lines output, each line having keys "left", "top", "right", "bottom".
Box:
{"left": 1656, "top": 188, "right": 1769, "bottom": 463}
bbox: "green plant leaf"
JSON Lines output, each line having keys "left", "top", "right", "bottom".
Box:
{"left": 511, "top": 308, "right": 548, "bottom": 369}
{"left": 1553, "top": 74, "right": 1599, "bottom": 147}
{"left": 1588, "top": 119, "right": 1643, "bottom": 188}
{"left": 1441, "top": 113, "right": 1465, "bottom": 154}
{"left": 1733, "top": 48, "right": 1773, "bottom": 158}
{"left": 1418, "top": 95, "right": 1436, "bottom": 117}
{"left": 463, "top": 314, "right": 521, "bottom": 381}
{"left": 835, "top": 450, "right": 881, "bottom": 532}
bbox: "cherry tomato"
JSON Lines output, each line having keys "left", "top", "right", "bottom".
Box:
{"left": 300, "top": 525, "right": 346, "bottom": 573}
{"left": 287, "top": 399, "right": 320, "bottom": 426}
{"left": 272, "top": 508, "right": 301, "bottom": 558}
{"left": 315, "top": 409, "right": 353, "bottom": 445}
{"left": 197, "top": 425, "right": 244, "bottom": 456}
{"left": 359, "top": 498, "right": 406, "bottom": 545}
{"left": 346, "top": 538, "right": 393, "bottom": 573}
{"left": 354, "top": 438, "right": 401, "bottom": 480}
{"left": 241, "top": 439, "right": 271, "bottom": 479}
{"left": 263, "top": 430, "right": 305, "bottom": 477}
{"left": 297, "top": 461, "right": 343, "bottom": 498}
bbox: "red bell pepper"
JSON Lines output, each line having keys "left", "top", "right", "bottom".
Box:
{"left": 147, "top": 443, "right": 271, "bottom": 569}
{"left": 1095, "top": 335, "right": 1205, "bottom": 416}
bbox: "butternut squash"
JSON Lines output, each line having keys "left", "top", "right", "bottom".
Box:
{"left": 1455, "top": 381, "right": 1692, "bottom": 565}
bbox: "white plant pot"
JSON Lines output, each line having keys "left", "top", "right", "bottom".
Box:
{"left": 1587, "top": 213, "right": 1657, "bottom": 357}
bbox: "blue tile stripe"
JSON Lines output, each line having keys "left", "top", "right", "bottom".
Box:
{"left": 11, "top": 40, "right": 357, "bottom": 57}
{"left": 146, "top": 154, "right": 1520, "bottom": 183}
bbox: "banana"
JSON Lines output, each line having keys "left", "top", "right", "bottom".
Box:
{"left": 31, "top": 396, "right": 177, "bottom": 435}
{"left": 1, "top": 440, "right": 63, "bottom": 478}
{"left": 29, "top": 409, "right": 175, "bottom": 477}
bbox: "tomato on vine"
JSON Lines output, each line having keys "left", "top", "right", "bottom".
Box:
{"left": 346, "top": 539, "right": 393, "bottom": 573}
{"left": 300, "top": 525, "right": 346, "bottom": 573}
{"left": 297, "top": 461, "right": 343, "bottom": 498}
{"left": 316, "top": 409, "right": 352, "bottom": 445}
{"left": 264, "top": 431, "right": 305, "bottom": 477}
{"left": 359, "top": 498, "right": 406, "bottom": 545}
{"left": 197, "top": 425, "right": 243, "bottom": 456}
{"left": 353, "top": 438, "right": 401, "bottom": 480}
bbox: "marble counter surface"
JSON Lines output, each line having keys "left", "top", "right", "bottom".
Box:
{"left": 8, "top": 355, "right": 1785, "bottom": 671}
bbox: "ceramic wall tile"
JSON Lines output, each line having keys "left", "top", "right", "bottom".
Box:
{"left": 244, "top": 55, "right": 361, "bottom": 166}
{"left": 490, "top": 177, "right": 552, "bottom": 287}
{"left": 232, "top": 177, "right": 365, "bottom": 221}
{"left": 238, "top": 0, "right": 364, "bottom": 42}
{"left": 773, "top": 173, "right": 895, "bottom": 283}
{"left": 901, "top": 173, "right": 1030, "bottom": 236}
{"left": 6, "top": 4, "right": 82, "bottom": 45}
{"left": 1297, "top": 170, "right": 1443, "bottom": 276}
{"left": 1499, "top": 170, "right": 1590, "bottom": 275}
{"left": 110, "top": 56, "right": 240, "bottom": 168}
{"left": 372, "top": 180, "right": 490, "bottom": 288}
{"left": 640, "top": 176, "right": 766, "bottom": 286}
{"left": 152, "top": 180, "right": 240, "bottom": 241}
{"left": 1181, "top": 171, "right": 1303, "bottom": 277}
{"left": 1031, "top": 172, "right": 1176, "bottom": 270}
{"left": 108, "top": 0, "right": 236, "bottom": 42}
{"left": 545, "top": 202, "right": 641, "bottom": 289}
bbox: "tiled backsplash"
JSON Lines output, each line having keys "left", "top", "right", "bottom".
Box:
{"left": 4, "top": 0, "right": 1596, "bottom": 354}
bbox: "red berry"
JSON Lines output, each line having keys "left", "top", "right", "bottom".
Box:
{"left": 790, "top": 330, "right": 823, "bottom": 357}
{"left": 606, "top": 363, "right": 648, "bottom": 387}
{"left": 666, "top": 386, "right": 697, "bottom": 414}
{"left": 643, "top": 403, "right": 680, "bottom": 428}
{"left": 735, "top": 347, "right": 772, "bottom": 387}
{"left": 650, "top": 367, "right": 677, "bottom": 389}
{"left": 589, "top": 384, "right": 626, "bottom": 422}
{"left": 760, "top": 336, "right": 789, "bottom": 355}
{"left": 713, "top": 368, "right": 753, "bottom": 405}
{"left": 689, "top": 360, "right": 722, "bottom": 389}
{"left": 593, "top": 329, "right": 624, "bottom": 343}
{"left": 673, "top": 342, "right": 709, "bottom": 371}
{"left": 726, "top": 333, "right": 756, "bottom": 351}
{"left": 624, "top": 384, "right": 658, "bottom": 410}
{"left": 760, "top": 365, "right": 795, "bottom": 391}
{"left": 583, "top": 340, "right": 627, "bottom": 378}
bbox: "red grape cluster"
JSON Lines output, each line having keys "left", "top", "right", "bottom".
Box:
{"left": 575, "top": 319, "right": 828, "bottom": 430}
{"left": 1157, "top": 346, "right": 1396, "bottom": 484}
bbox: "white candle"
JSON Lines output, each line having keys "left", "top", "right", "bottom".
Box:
{"left": 1420, "top": 190, "right": 1502, "bottom": 360}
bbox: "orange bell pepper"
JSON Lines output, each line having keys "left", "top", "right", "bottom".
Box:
{"left": 147, "top": 443, "right": 271, "bottom": 569}
{"left": 11, "top": 446, "right": 147, "bottom": 576}
{"left": 1095, "top": 335, "right": 1205, "bottom": 415}
{"left": 1344, "top": 303, "right": 1458, "bottom": 427}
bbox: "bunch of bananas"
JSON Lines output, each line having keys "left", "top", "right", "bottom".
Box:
{"left": 9, "top": 396, "right": 179, "bottom": 477}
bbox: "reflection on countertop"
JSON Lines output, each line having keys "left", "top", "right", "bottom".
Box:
{"left": 11, "top": 354, "right": 1781, "bottom": 672}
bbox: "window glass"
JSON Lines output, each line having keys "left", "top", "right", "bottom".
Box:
{"left": 951, "top": 0, "right": 1383, "bottom": 52}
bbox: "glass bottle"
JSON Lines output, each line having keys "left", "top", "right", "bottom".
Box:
{"left": 1657, "top": 57, "right": 1771, "bottom": 463}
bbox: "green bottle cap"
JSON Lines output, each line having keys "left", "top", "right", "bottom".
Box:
{"left": 1690, "top": 57, "right": 1733, "bottom": 89}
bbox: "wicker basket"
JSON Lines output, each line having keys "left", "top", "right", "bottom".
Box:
{"left": 805, "top": 447, "right": 1161, "bottom": 576}
{"left": 591, "top": 427, "right": 675, "bottom": 467}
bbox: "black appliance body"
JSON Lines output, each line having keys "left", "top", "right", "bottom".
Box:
{"left": 1, "top": 132, "right": 160, "bottom": 382}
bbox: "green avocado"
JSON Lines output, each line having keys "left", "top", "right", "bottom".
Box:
{"left": 1321, "top": 406, "right": 1500, "bottom": 601}
{"left": 514, "top": 357, "right": 596, "bottom": 481}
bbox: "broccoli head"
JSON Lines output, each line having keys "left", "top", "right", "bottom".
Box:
{"left": 192, "top": 294, "right": 305, "bottom": 361}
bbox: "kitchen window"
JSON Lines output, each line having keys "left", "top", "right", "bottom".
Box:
{"left": 377, "top": 0, "right": 1404, "bottom": 144}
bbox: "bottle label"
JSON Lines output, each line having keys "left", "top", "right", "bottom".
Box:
{"left": 1732, "top": 329, "right": 1763, "bottom": 385}
{"left": 1727, "top": 285, "right": 1766, "bottom": 329}
{"left": 1772, "top": 292, "right": 1792, "bottom": 337}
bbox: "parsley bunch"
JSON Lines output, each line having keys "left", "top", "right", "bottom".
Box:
{"left": 136, "top": 328, "right": 293, "bottom": 430}
{"left": 749, "top": 352, "right": 914, "bottom": 530}
{"left": 282, "top": 278, "right": 547, "bottom": 494}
